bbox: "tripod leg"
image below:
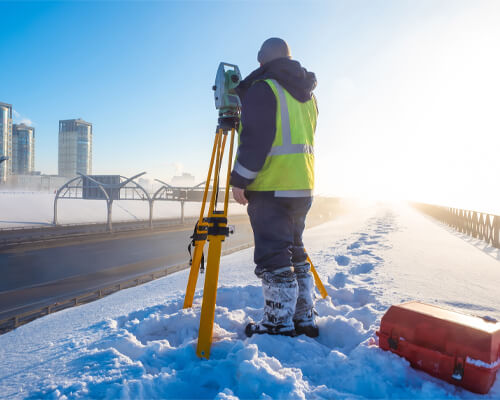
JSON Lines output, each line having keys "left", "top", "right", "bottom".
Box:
{"left": 307, "top": 254, "right": 328, "bottom": 299}
{"left": 196, "top": 128, "right": 235, "bottom": 359}
{"left": 183, "top": 240, "right": 206, "bottom": 309}
{"left": 223, "top": 128, "right": 236, "bottom": 211}
{"left": 196, "top": 236, "right": 223, "bottom": 359}
{"left": 199, "top": 130, "right": 222, "bottom": 218}
{"left": 183, "top": 129, "right": 222, "bottom": 309}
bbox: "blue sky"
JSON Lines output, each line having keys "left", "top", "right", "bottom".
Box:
{"left": 2, "top": 0, "right": 499, "bottom": 211}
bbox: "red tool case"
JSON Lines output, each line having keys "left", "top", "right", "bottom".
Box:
{"left": 377, "top": 302, "right": 500, "bottom": 394}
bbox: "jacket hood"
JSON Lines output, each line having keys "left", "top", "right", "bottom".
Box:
{"left": 236, "top": 58, "right": 317, "bottom": 103}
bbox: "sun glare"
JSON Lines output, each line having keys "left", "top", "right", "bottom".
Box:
{"left": 316, "top": 1, "right": 500, "bottom": 213}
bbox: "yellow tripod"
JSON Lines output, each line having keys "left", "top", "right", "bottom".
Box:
{"left": 182, "top": 123, "right": 236, "bottom": 359}
{"left": 182, "top": 123, "right": 328, "bottom": 359}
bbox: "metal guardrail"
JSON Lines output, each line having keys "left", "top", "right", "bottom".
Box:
{"left": 0, "top": 217, "right": 192, "bottom": 232}
{"left": 0, "top": 242, "right": 253, "bottom": 335}
{"left": 413, "top": 203, "right": 500, "bottom": 248}
{"left": 0, "top": 191, "right": 46, "bottom": 195}
{"left": 0, "top": 216, "right": 200, "bottom": 248}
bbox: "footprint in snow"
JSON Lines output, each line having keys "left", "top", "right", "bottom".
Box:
{"left": 334, "top": 255, "right": 351, "bottom": 266}
{"left": 351, "top": 249, "right": 372, "bottom": 256}
{"left": 350, "top": 262, "right": 375, "bottom": 275}
{"left": 329, "top": 272, "right": 349, "bottom": 288}
{"left": 329, "top": 287, "right": 375, "bottom": 308}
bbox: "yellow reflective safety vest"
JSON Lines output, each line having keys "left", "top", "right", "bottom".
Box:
{"left": 238, "top": 79, "right": 317, "bottom": 195}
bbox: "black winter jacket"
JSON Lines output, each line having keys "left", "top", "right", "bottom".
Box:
{"left": 230, "top": 58, "right": 317, "bottom": 189}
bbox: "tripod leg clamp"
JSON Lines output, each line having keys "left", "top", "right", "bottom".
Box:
{"left": 204, "top": 216, "right": 230, "bottom": 237}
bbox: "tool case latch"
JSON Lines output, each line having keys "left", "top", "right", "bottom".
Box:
{"left": 388, "top": 336, "right": 398, "bottom": 350}
{"left": 452, "top": 356, "right": 465, "bottom": 381}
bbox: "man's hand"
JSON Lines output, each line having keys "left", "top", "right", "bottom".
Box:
{"left": 232, "top": 186, "right": 248, "bottom": 206}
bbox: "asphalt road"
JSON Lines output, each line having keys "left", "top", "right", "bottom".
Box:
{"left": 0, "top": 219, "right": 254, "bottom": 320}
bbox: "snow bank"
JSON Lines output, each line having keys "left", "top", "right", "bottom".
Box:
{"left": 0, "top": 203, "right": 499, "bottom": 399}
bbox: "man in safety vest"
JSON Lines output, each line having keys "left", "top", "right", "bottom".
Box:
{"left": 231, "top": 38, "right": 319, "bottom": 338}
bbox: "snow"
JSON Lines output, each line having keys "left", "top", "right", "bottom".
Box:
{"left": 0, "top": 192, "right": 246, "bottom": 228}
{"left": 466, "top": 357, "right": 500, "bottom": 370}
{"left": 0, "top": 202, "right": 499, "bottom": 399}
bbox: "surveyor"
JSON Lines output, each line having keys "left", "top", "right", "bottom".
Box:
{"left": 230, "top": 38, "right": 319, "bottom": 338}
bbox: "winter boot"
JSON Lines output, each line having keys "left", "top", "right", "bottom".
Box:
{"left": 245, "top": 269, "right": 298, "bottom": 337}
{"left": 293, "top": 261, "right": 319, "bottom": 338}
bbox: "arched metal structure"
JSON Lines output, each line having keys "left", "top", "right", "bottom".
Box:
{"left": 54, "top": 172, "right": 152, "bottom": 231}
{"left": 153, "top": 179, "right": 213, "bottom": 224}
{"left": 54, "top": 174, "right": 234, "bottom": 230}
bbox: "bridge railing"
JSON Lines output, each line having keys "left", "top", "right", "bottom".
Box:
{"left": 413, "top": 203, "right": 500, "bottom": 248}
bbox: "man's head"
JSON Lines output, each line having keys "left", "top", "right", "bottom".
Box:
{"left": 257, "top": 38, "right": 291, "bottom": 66}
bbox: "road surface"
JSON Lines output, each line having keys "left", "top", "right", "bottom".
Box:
{"left": 0, "top": 220, "right": 254, "bottom": 320}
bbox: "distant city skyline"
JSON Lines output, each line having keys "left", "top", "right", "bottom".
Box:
{"left": 0, "top": 100, "right": 198, "bottom": 185}
{"left": 2, "top": 95, "right": 200, "bottom": 184}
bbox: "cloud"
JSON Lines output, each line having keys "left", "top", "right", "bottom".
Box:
{"left": 172, "top": 162, "right": 183, "bottom": 175}
{"left": 150, "top": 162, "right": 184, "bottom": 175}
{"left": 12, "top": 109, "right": 34, "bottom": 126}
{"left": 19, "top": 118, "right": 33, "bottom": 126}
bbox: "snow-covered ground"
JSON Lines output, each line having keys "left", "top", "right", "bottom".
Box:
{"left": 0, "top": 192, "right": 246, "bottom": 228}
{"left": 0, "top": 203, "right": 499, "bottom": 399}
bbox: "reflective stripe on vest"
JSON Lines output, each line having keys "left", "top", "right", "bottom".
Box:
{"left": 233, "top": 159, "right": 259, "bottom": 179}
{"left": 267, "top": 79, "right": 314, "bottom": 157}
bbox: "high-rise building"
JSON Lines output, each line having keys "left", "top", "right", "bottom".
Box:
{"left": 12, "top": 123, "right": 35, "bottom": 175}
{"left": 58, "top": 118, "right": 92, "bottom": 177}
{"left": 0, "top": 102, "right": 13, "bottom": 183}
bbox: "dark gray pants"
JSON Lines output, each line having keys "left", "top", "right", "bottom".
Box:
{"left": 245, "top": 191, "right": 312, "bottom": 277}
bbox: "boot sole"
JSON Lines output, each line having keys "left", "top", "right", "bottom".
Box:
{"left": 295, "top": 325, "right": 319, "bottom": 338}
{"left": 245, "top": 323, "right": 296, "bottom": 338}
